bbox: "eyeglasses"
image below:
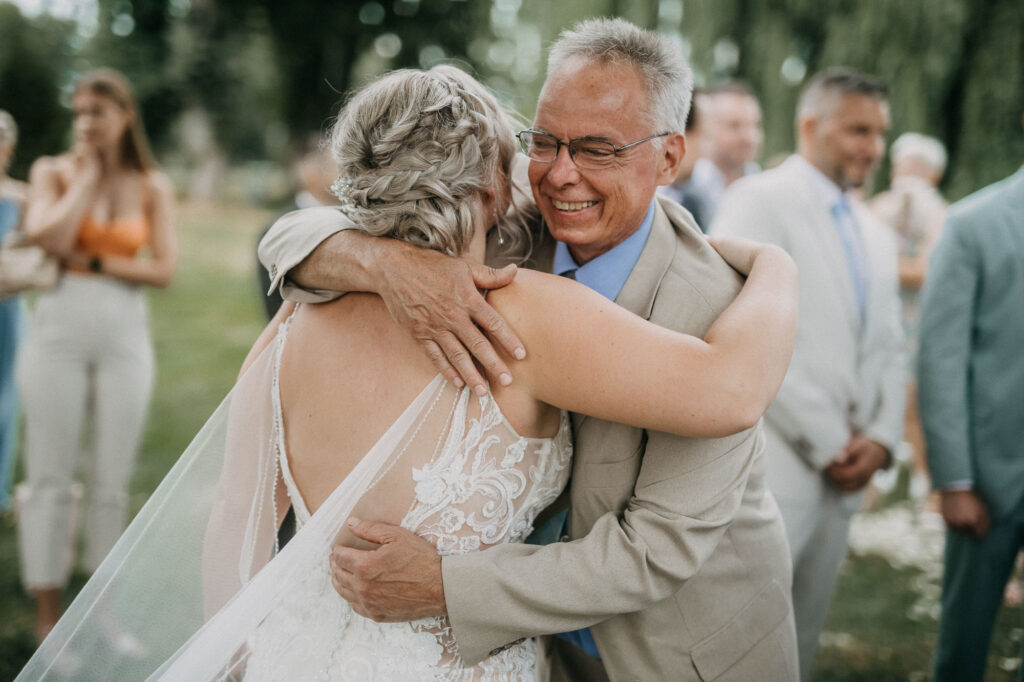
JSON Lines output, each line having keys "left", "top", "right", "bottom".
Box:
{"left": 516, "top": 129, "right": 671, "bottom": 170}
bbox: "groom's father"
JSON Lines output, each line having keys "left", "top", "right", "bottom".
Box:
{"left": 259, "top": 19, "right": 797, "bottom": 682}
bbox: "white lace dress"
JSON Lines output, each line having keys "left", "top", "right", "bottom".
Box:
{"left": 243, "top": 325, "right": 572, "bottom": 681}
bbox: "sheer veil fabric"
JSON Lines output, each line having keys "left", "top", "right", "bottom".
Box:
{"left": 17, "top": 310, "right": 564, "bottom": 680}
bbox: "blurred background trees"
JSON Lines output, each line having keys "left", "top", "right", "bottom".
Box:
{"left": 1, "top": 0, "right": 1022, "bottom": 200}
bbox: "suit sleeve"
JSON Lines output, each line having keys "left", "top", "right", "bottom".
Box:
{"left": 443, "top": 422, "right": 760, "bottom": 664}
{"left": 712, "top": 182, "right": 850, "bottom": 469}
{"left": 917, "top": 214, "right": 978, "bottom": 486}
{"left": 256, "top": 206, "right": 357, "bottom": 303}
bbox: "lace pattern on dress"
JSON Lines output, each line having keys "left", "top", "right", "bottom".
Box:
{"left": 243, "top": 310, "right": 572, "bottom": 681}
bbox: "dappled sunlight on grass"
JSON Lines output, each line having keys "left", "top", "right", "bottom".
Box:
{"left": 816, "top": 499, "right": 1023, "bottom": 681}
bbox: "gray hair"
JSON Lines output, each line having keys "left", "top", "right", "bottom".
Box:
{"left": 330, "top": 65, "right": 527, "bottom": 256}
{"left": 547, "top": 18, "right": 693, "bottom": 135}
{"left": 0, "top": 110, "right": 17, "bottom": 148}
{"left": 797, "top": 68, "right": 888, "bottom": 120}
{"left": 890, "top": 132, "right": 947, "bottom": 174}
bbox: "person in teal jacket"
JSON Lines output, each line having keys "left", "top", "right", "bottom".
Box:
{"left": 920, "top": 118, "right": 1024, "bottom": 681}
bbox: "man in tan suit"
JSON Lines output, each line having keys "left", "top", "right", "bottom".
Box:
{"left": 713, "top": 70, "right": 905, "bottom": 680}
{"left": 259, "top": 19, "right": 797, "bottom": 681}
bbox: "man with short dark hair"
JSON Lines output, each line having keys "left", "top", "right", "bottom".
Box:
{"left": 657, "top": 92, "right": 711, "bottom": 230}
{"left": 689, "top": 81, "right": 763, "bottom": 223}
{"left": 713, "top": 69, "right": 905, "bottom": 680}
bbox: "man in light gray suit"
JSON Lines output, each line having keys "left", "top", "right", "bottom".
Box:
{"left": 920, "top": 119, "right": 1024, "bottom": 682}
{"left": 712, "top": 69, "right": 905, "bottom": 680}
{"left": 259, "top": 19, "right": 798, "bottom": 682}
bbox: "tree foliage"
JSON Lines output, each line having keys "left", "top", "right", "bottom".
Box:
{"left": 0, "top": 3, "right": 76, "bottom": 179}
{"left": 2, "top": 0, "right": 1021, "bottom": 199}
{"left": 675, "top": 0, "right": 1024, "bottom": 199}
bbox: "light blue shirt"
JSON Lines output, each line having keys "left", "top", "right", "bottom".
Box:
{"left": 552, "top": 201, "right": 656, "bottom": 301}
{"left": 548, "top": 200, "right": 656, "bottom": 659}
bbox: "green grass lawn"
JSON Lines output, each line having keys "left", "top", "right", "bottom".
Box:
{"left": 0, "top": 200, "right": 1020, "bottom": 680}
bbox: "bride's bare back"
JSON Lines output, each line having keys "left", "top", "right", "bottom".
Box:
{"left": 278, "top": 294, "right": 563, "bottom": 517}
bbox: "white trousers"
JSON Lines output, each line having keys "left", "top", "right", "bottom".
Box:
{"left": 16, "top": 274, "right": 154, "bottom": 589}
{"left": 763, "top": 421, "right": 864, "bottom": 682}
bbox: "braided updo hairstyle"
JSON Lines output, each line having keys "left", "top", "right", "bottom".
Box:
{"left": 330, "top": 65, "right": 525, "bottom": 256}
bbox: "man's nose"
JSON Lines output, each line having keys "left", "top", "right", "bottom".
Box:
{"left": 546, "top": 145, "right": 581, "bottom": 185}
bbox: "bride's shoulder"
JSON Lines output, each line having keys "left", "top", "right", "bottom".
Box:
{"left": 485, "top": 267, "right": 610, "bottom": 350}
{"left": 486, "top": 268, "right": 571, "bottom": 319}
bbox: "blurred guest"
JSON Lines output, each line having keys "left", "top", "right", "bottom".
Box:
{"left": 16, "top": 68, "right": 177, "bottom": 642}
{"left": 919, "top": 117, "right": 1024, "bottom": 682}
{"left": 713, "top": 69, "right": 905, "bottom": 680}
{"left": 657, "top": 90, "right": 710, "bottom": 230}
{"left": 256, "top": 144, "right": 337, "bottom": 319}
{"left": 0, "top": 109, "right": 28, "bottom": 513}
{"left": 870, "top": 132, "right": 948, "bottom": 501}
{"left": 689, "top": 81, "right": 763, "bottom": 223}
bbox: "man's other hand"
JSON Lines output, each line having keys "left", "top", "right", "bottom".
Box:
{"left": 825, "top": 435, "right": 889, "bottom": 492}
{"left": 940, "top": 489, "right": 990, "bottom": 538}
{"left": 330, "top": 518, "right": 447, "bottom": 622}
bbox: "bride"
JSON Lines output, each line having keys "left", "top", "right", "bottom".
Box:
{"left": 18, "top": 66, "right": 795, "bottom": 681}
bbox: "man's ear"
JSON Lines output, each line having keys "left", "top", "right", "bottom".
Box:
{"left": 797, "top": 114, "right": 817, "bottom": 149}
{"left": 656, "top": 132, "right": 686, "bottom": 186}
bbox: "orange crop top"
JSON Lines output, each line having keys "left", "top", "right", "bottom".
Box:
{"left": 76, "top": 215, "right": 151, "bottom": 259}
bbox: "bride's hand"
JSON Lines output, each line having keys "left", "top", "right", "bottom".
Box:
{"left": 708, "top": 235, "right": 780, "bottom": 276}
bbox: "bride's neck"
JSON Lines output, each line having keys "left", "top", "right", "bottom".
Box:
{"left": 464, "top": 206, "right": 492, "bottom": 264}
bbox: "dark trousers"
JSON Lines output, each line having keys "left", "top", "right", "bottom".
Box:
{"left": 933, "top": 495, "right": 1024, "bottom": 681}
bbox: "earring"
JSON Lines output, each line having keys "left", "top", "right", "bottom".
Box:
{"left": 495, "top": 206, "right": 505, "bottom": 246}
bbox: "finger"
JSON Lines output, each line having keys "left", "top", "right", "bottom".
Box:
{"left": 459, "top": 321, "right": 513, "bottom": 387}
{"left": 436, "top": 331, "right": 488, "bottom": 396}
{"left": 420, "top": 339, "right": 464, "bottom": 389}
{"left": 346, "top": 517, "right": 401, "bottom": 545}
{"left": 471, "top": 298, "right": 526, "bottom": 363}
{"left": 331, "top": 569, "right": 358, "bottom": 600}
{"left": 331, "top": 544, "right": 369, "bottom": 573}
{"left": 471, "top": 263, "right": 517, "bottom": 290}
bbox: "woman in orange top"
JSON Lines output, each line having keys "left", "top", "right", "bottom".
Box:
{"left": 18, "top": 68, "right": 177, "bottom": 642}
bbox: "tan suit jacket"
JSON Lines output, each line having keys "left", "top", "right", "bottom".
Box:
{"left": 259, "top": 196, "right": 798, "bottom": 682}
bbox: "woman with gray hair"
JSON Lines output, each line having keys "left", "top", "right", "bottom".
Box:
{"left": 21, "top": 66, "right": 796, "bottom": 681}
{"left": 870, "top": 131, "right": 949, "bottom": 502}
{"left": 0, "top": 109, "right": 28, "bottom": 513}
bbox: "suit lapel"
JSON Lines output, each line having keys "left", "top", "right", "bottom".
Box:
{"left": 781, "top": 158, "right": 862, "bottom": 334}
{"left": 615, "top": 201, "right": 676, "bottom": 319}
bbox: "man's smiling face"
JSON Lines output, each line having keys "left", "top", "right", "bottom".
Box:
{"left": 528, "top": 57, "right": 678, "bottom": 265}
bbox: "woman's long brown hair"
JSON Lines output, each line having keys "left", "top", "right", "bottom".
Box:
{"left": 73, "top": 68, "right": 156, "bottom": 172}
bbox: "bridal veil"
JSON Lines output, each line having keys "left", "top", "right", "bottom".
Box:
{"left": 17, "top": 322, "right": 459, "bottom": 681}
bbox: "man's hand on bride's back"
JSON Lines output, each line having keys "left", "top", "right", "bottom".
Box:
{"left": 376, "top": 242, "right": 525, "bottom": 395}
{"left": 330, "top": 517, "right": 447, "bottom": 622}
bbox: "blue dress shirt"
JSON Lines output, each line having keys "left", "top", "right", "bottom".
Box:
{"left": 552, "top": 201, "right": 655, "bottom": 300}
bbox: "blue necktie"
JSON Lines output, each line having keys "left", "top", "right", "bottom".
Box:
{"left": 831, "top": 197, "right": 867, "bottom": 326}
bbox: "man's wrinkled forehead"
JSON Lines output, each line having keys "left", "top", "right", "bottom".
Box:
{"left": 534, "top": 57, "right": 650, "bottom": 133}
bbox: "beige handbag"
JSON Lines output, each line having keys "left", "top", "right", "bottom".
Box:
{"left": 0, "top": 229, "right": 61, "bottom": 297}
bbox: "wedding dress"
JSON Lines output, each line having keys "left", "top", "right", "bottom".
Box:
{"left": 18, "top": 311, "right": 571, "bottom": 681}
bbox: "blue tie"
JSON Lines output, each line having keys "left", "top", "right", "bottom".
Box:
{"left": 831, "top": 197, "right": 867, "bottom": 326}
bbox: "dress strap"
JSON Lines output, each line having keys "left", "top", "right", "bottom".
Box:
{"left": 270, "top": 306, "right": 311, "bottom": 529}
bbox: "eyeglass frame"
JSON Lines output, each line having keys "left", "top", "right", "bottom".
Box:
{"left": 515, "top": 129, "right": 673, "bottom": 168}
